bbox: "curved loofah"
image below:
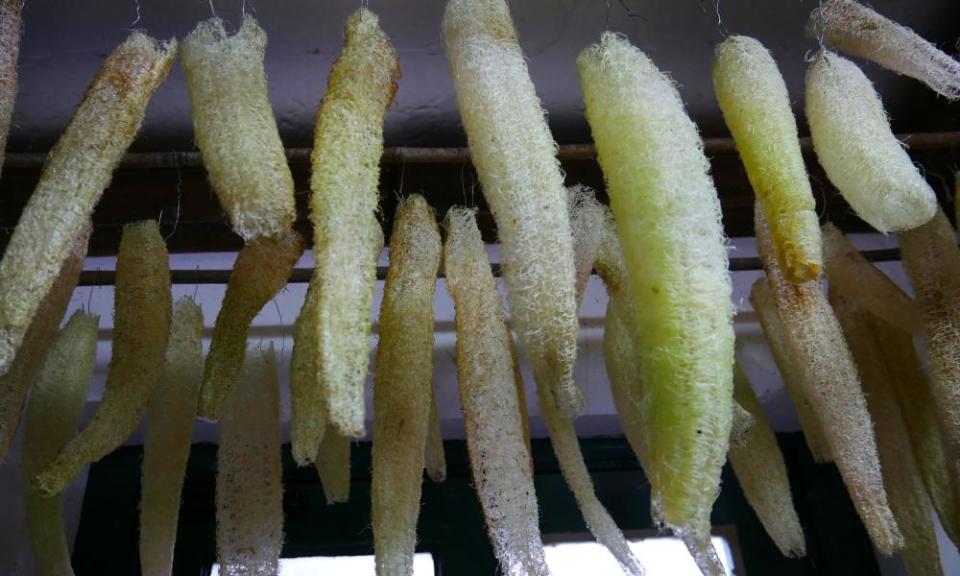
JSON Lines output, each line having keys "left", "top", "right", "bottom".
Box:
{"left": 728, "top": 364, "right": 807, "bottom": 558}
{"left": 713, "top": 35, "right": 821, "bottom": 283}
{"left": 0, "top": 0, "right": 22, "bottom": 177}
{"left": 310, "top": 8, "right": 398, "bottom": 438}
{"left": 424, "top": 385, "right": 447, "bottom": 483}
{"left": 216, "top": 347, "right": 283, "bottom": 576}
{"left": 806, "top": 51, "right": 936, "bottom": 233}
{"left": 33, "top": 220, "right": 172, "bottom": 497}
{"left": 316, "top": 423, "right": 351, "bottom": 505}
{"left": 0, "top": 31, "right": 175, "bottom": 375}
{"left": 831, "top": 290, "right": 942, "bottom": 575}
{"left": 199, "top": 230, "right": 304, "bottom": 419}
{"left": 21, "top": 311, "right": 97, "bottom": 576}
{"left": 444, "top": 207, "right": 550, "bottom": 576}
{"left": 372, "top": 195, "right": 442, "bottom": 576}
{"left": 0, "top": 223, "right": 90, "bottom": 463}
{"left": 755, "top": 206, "right": 902, "bottom": 554}
{"left": 180, "top": 15, "right": 296, "bottom": 241}
{"left": 290, "top": 277, "right": 325, "bottom": 467}
{"left": 443, "top": 0, "right": 581, "bottom": 419}
{"left": 578, "top": 33, "right": 735, "bottom": 570}
{"left": 140, "top": 298, "right": 204, "bottom": 576}
{"left": 822, "top": 223, "right": 922, "bottom": 333}
{"left": 808, "top": 0, "right": 960, "bottom": 100}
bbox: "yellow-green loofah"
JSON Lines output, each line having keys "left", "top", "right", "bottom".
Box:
{"left": 290, "top": 277, "right": 325, "bottom": 467}
{"left": 316, "top": 423, "right": 351, "bottom": 505}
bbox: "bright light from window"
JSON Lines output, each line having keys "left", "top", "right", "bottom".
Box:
{"left": 210, "top": 553, "right": 435, "bottom": 575}
{"left": 544, "top": 536, "right": 735, "bottom": 576}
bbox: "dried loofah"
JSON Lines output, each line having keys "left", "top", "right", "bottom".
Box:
{"left": 749, "top": 279, "right": 832, "bottom": 464}
{"left": 831, "top": 290, "right": 942, "bottom": 575}
{"left": 0, "top": 223, "right": 90, "bottom": 463}
{"left": 33, "top": 220, "right": 172, "bottom": 497}
{"left": 727, "top": 400, "right": 756, "bottom": 449}
{"left": 443, "top": 0, "right": 581, "bottom": 419}
{"left": 310, "top": 8, "right": 398, "bottom": 438}
{"left": 578, "top": 32, "right": 735, "bottom": 572}
{"left": 199, "top": 230, "right": 304, "bottom": 419}
{"left": 728, "top": 364, "right": 807, "bottom": 558}
{"left": 315, "top": 423, "right": 351, "bottom": 505}
{"left": 822, "top": 223, "right": 922, "bottom": 333}
{"left": 140, "top": 298, "right": 204, "bottom": 576}
{"left": 372, "top": 195, "right": 442, "bottom": 576}
{"left": 806, "top": 51, "right": 936, "bottom": 233}
{"left": 21, "top": 311, "right": 97, "bottom": 576}
{"left": 290, "top": 277, "right": 325, "bottom": 467}
{"left": 444, "top": 207, "right": 550, "bottom": 576}
{"left": 808, "top": 0, "right": 960, "bottom": 100}
{"left": 217, "top": 347, "right": 283, "bottom": 576}
{"left": 424, "top": 385, "right": 447, "bottom": 483}
{"left": 713, "top": 35, "right": 821, "bottom": 283}
{"left": 567, "top": 185, "right": 606, "bottom": 303}
{"left": 0, "top": 31, "right": 174, "bottom": 376}
{"left": 0, "top": 0, "right": 22, "bottom": 177}
{"left": 755, "top": 206, "right": 902, "bottom": 554}
{"left": 180, "top": 15, "right": 296, "bottom": 241}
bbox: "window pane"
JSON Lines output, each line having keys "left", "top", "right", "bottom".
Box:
{"left": 210, "top": 553, "right": 435, "bottom": 575}
{"left": 544, "top": 536, "right": 735, "bottom": 576}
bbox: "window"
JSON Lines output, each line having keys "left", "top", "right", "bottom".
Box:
{"left": 544, "top": 535, "right": 736, "bottom": 576}
{"left": 210, "top": 553, "right": 436, "bottom": 575}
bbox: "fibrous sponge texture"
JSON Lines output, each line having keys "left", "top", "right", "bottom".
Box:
{"left": 805, "top": 51, "right": 936, "bottom": 233}
{"left": 443, "top": 0, "right": 581, "bottom": 418}
{"left": 310, "top": 8, "right": 398, "bottom": 438}
{"left": 140, "top": 298, "right": 204, "bottom": 576}
{"left": 755, "top": 207, "right": 902, "bottom": 554}
{"left": 424, "top": 385, "right": 447, "bottom": 483}
{"left": 444, "top": 207, "right": 549, "bottom": 576}
{"left": 290, "top": 278, "right": 325, "bottom": 467}
{"left": 0, "top": 0, "right": 22, "bottom": 176}
{"left": 728, "top": 364, "right": 806, "bottom": 558}
{"left": 180, "top": 16, "right": 296, "bottom": 241}
{"left": 809, "top": 0, "right": 960, "bottom": 100}
{"left": 217, "top": 347, "right": 283, "bottom": 576}
{"left": 21, "top": 311, "right": 97, "bottom": 576}
{"left": 578, "top": 32, "right": 735, "bottom": 567}
{"left": 0, "top": 223, "right": 90, "bottom": 463}
{"left": 316, "top": 423, "right": 351, "bottom": 505}
{"left": 33, "top": 220, "right": 172, "bottom": 497}
{"left": 0, "top": 31, "right": 174, "bottom": 375}
{"left": 713, "top": 35, "right": 821, "bottom": 283}
{"left": 372, "top": 195, "right": 442, "bottom": 576}
{"left": 199, "top": 230, "right": 304, "bottom": 419}
{"left": 568, "top": 185, "right": 605, "bottom": 303}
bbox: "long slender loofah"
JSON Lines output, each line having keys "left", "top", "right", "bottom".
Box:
{"left": 217, "top": 347, "right": 283, "bottom": 576}
{"left": 831, "top": 290, "right": 942, "bottom": 575}
{"left": 728, "top": 364, "right": 806, "bottom": 558}
{"left": 315, "top": 423, "right": 351, "bottom": 505}
{"left": 0, "top": 0, "right": 22, "bottom": 177}
{"left": 21, "top": 311, "right": 97, "bottom": 576}
{"left": 180, "top": 16, "right": 296, "bottom": 241}
{"left": 713, "top": 35, "right": 821, "bottom": 283}
{"left": 290, "top": 277, "right": 325, "bottom": 467}
{"left": 33, "top": 221, "right": 172, "bottom": 497}
{"left": 0, "top": 32, "right": 175, "bottom": 375}
{"left": 444, "top": 207, "right": 550, "bottom": 576}
{"left": 372, "top": 195, "right": 442, "bottom": 576}
{"left": 0, "top": 223, "right": 90, "bottom": 463}
{"left": 310, "top": 8, "right": 398, "bottom": 438}
{"left": 424, "top": 385, "right": 447, "bottom": 483}
{"left": 578, "top": 33, "right": 735, "bottom": 571}
{"left": 755, "top": 206, "right": 902, "bottom": 554}
{"left": 822, "top": 223, "right": 922, "bottom": 333}
{"left": 806, "top": 51, "right": 936, "bottom": 233}
{"left": 749, "top": 279, "right": 832, "bottom": 464}
{"left": 140, "top": 298, "right": 204, "bottom": 576}
{"left": 808, "top": 0, "right": 960, "bottom": 100}
{"left": 443, "top": 0, "right": 581, "bottom": 418}
{"left": 199, "top": 230, "right": 303, "bottom": 419}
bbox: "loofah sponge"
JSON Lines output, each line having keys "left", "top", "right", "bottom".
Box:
{"left": 316, "top": 423, "right": 351, "bottom": 505}
{"left": 310, "top": 8, "right": 398, "bottom": 438}
{"left": 578, "top": 32, "right": 735, "bottom": 572}
{"left": 21, "top": 311, "right": 97, "bottom": 576}
{"left": 831, "top": 290, "right": 942, "bottom": 574}
{"left": 0, "top": 31, "right": 175, "bottom": 376}
{"left": 140, "top": 298, "right": 204, "bottom": 576}
{"left": 567, "top": 185, "right": 606, "bottom": 303}
{"left": 444, "top": 207, "right": 550, "bottom": 576}
{"left": 755, "top": 206, "right": 902, "bottom": 554}
{"left": 443, "top": 0, "right": 581, "bottom": 419}
{"left": 290, "top": 277, "right": 325, "bottom": 467}
{"left": 713, "top": 35, "right": 821, "bottom": 283}
{"left": 424, "top": 386, "right": 447, "bottom": 484}
{"left": 371, "top": 195, "right": 442, "bottom": 576}
{"left": 199, "top": 230, "right": 304, "bottom": 419}
{"left": 0, "top": 0, "right": 21, "bottom": 177}
{"left": 216, "top": 346, "right": 283, "bottom": 576}
{"left": 33, "top": 220, "right": 172, "bottom": 497}
{"left": 806, "top": 51, "right": 936, "bottom": 233}
{"left": 0, "top": 222, "right": 90, "bottom": 463}
{"left": 180, "top": 16, "right": 296, "bottom": 241}
{"left": 808, "top": 0, "right": 960, "bottom": 100}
